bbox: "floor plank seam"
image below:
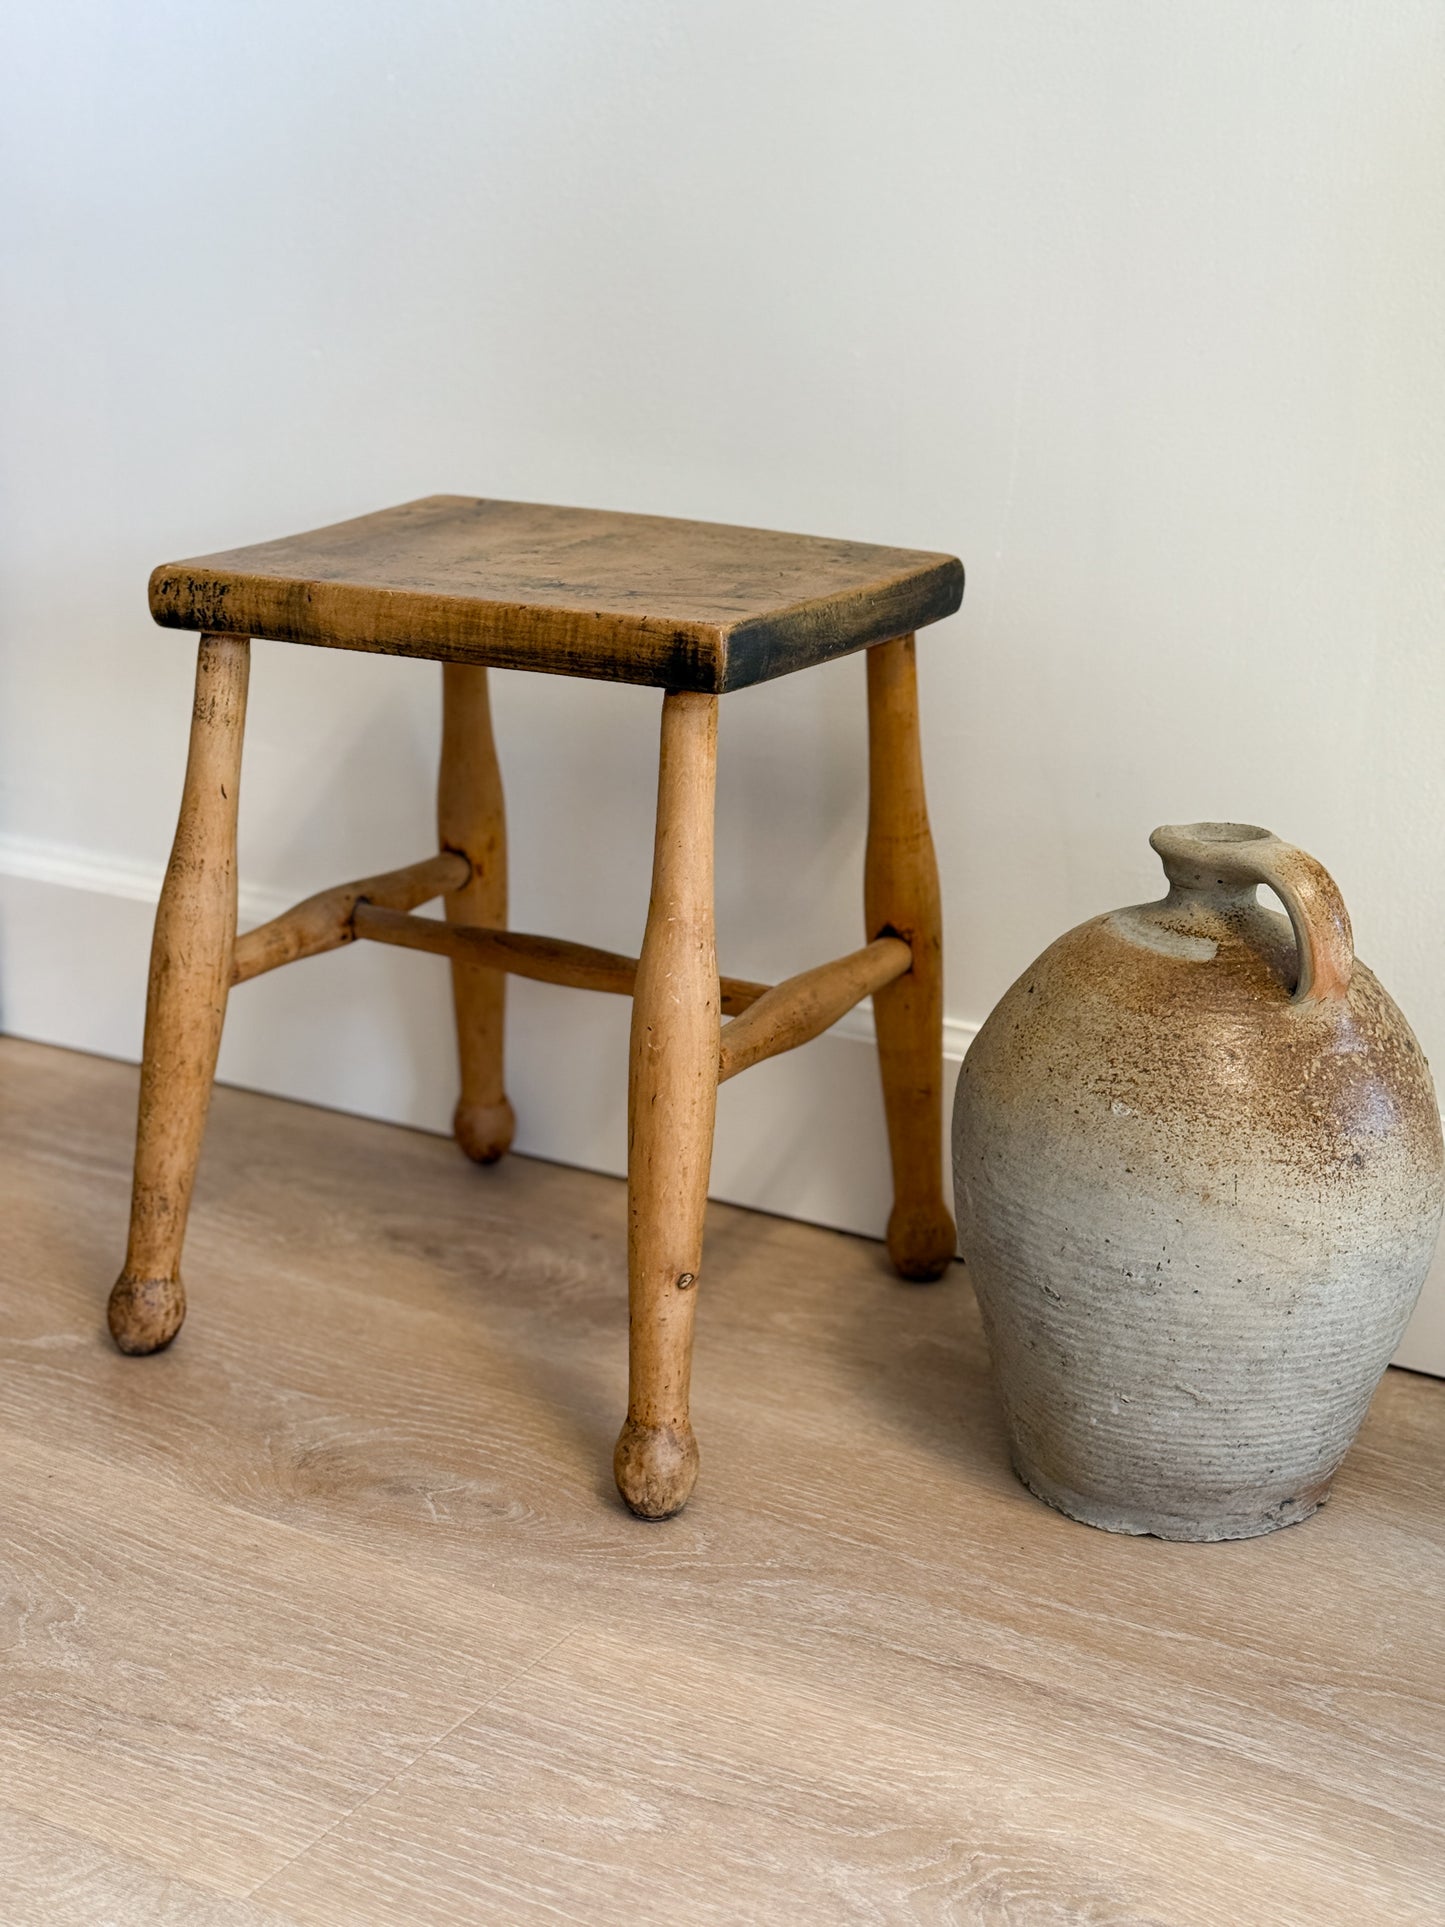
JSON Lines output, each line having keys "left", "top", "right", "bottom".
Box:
{"left": 243, "top": 1626, "right": 582, "bottom": 1903}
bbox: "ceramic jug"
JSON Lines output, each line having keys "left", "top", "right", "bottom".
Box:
{"left": 952, "top": 822, "right": 1443, "bottom": 1540}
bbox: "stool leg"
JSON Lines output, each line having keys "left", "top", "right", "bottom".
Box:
{"left": 614, "top": 690, "right": 720, "bottom": 1520}
{"left": 864, "top": 634, "right": 956, "bottom": 1281}
{"left": 109, "top": 633, "right": 249, "bottom": 1354}
{"left": 438, "top": 662, "right": 515, "bottom": 1163}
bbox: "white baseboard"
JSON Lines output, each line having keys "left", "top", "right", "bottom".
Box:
{"left": 3, "top": 830, "right": 1439, "bottom": 1374}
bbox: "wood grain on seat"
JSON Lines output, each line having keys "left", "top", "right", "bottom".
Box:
{"left": 148, "top": 496, "right": 964, "bottom": 691}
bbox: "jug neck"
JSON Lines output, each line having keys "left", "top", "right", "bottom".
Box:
{"left": 1160, "top": 877, "right": 1259, "bottom": 916}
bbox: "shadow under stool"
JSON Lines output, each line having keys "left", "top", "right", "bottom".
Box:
{"left": 109, "top": 495, "right": 964, "bottom": 1518}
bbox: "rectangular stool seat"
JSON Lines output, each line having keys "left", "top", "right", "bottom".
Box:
{"left": 149, "top": 495, "right": 963, "bottom": 692}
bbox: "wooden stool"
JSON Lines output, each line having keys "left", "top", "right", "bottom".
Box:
{"left": 110, "top": 496, "right": 963, "bottom": 1518}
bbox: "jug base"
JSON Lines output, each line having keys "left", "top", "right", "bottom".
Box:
{"left": 1015, "top": 1460, "right": 1328, "bottom": 1542}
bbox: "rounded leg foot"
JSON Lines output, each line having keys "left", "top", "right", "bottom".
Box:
{"left": 886, "top": 1202, "right": 956, "bottom": 1282}
{"left": 453, "top": 1096, "right": 516, "bottom": 1165}
{"left": 613, "top": 1418, "right": 699, "bottom": 1520}
{"left": 108, "top": 1273, "right": 186, "bottom": 1355}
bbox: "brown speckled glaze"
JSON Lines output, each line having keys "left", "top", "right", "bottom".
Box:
{"left": 953, "top": 823, "right": 1444, "bottom": 1541}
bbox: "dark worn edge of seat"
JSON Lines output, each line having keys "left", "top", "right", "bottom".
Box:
{"left": 148, "top": 557, "right": 963, "bottom": 693}
{"left": 719, "top": 557, "right": 962, "bottom": 690}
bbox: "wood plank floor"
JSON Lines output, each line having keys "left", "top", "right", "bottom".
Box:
{"left": 1, "top": 1036, "right": 1442, "bottom": 1925}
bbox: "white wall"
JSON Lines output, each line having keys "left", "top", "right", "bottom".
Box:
{"left": 3, "top": 1, "right": 1444, "bottom": 1370}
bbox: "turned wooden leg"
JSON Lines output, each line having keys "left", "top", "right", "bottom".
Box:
{"left": 109, "top": 633, "right": 249, "bottom": 1354}
{"left": 864, "top": 634, "right": 956, "bottom": 1281}
{"left": 614, "top": 690, "right": 720, "bottom": 1520}
{"left": 438, "top": 662, "right": 515, "bottom": 1163}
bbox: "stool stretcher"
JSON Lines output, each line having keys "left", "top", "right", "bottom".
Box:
{"left": 351, "top": 902, "right": 768, "bottom": 1017}
{"left": 350, "top": 904, "right": 909, "bottom": 1081}
{"left": 716, "top": 936, "right": 911, "bottom": 1082}
{"left": 230, "top": 852, "right": 469, "bottom": 984}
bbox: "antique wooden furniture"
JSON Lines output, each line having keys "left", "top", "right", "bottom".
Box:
{"left": 110, "top": 496, "right": 963, "bottom": 1519}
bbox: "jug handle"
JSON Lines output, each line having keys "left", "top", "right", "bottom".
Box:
{"left": 1149, "top": 823, "right": 1354, "bottom": 1006}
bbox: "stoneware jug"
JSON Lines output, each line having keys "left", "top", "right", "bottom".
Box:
{"left": 952, "top": 822, "right": 1444, "bottom": 1541}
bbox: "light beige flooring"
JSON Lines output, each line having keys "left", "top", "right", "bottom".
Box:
{"left": 1, "top": 1036, "right": 1443, "bottom": 1926}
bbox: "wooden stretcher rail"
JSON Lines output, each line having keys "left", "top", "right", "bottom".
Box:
{"left": 239, "top": 884, "right": 903, "bottom": 1079}
{"left": 352, "top": 903, "right": 769, "bottom": 1017}
{"left": 230, "top": 852, "right": 469, "bottom": 985}
{"left": 716, "top": 936, "right": 913, "bottom": 1083}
